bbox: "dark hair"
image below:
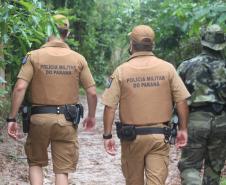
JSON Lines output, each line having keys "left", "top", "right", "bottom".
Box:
{"left": 132, "top": 38, "right": 153, "bottom": 51}
{"left": 132, "top": 42, "right": 153, "bottom": 52}
{"left": 58, "top": 28, "right": 69, "bottom": 38}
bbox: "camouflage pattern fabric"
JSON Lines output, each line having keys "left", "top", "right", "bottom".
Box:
{"left": 177, "top": 49, "right": 226, "bottom": 105}
{"left": 177, "top": 48, "right": 226, "bottom": 185}
{"left": 200, "top": 24, "right": 226, "bottom": 51}
{"left": 178, "top": 111, "right": 226, "bottom": 185}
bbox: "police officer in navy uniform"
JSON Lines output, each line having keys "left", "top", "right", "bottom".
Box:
{"left": 7, "top": 15, "right": 97, "bottom": 185}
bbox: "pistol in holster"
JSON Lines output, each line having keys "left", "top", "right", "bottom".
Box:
{"left": 64, "top": 104, "right": 84, "bottom": 125}
{"left": 115, "top": 121, "right": 136, "bottom": 141}
{"left": 21, "top": 105, "right": 31, "bottom": 133}
{"left": 169, "top": 114, "right": 179, "bottom": 145}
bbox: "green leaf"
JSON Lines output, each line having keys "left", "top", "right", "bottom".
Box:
{"left": 3, "top": 34, "right": 9, "bottom": 44}
{"left": 31, "top": 15, "right": 40, "bottom": 26}
{"left": 0, "top": 89, "right": 7, "bottom": 97}
{"left": 193, "top": 7, "right": 210, "bottom": 20}
{"left": 18, "top": 0, "right": 34, "bottom": 12}
{"left": 46, "top": 24, "right": 53, "bottom": 37}
{"left": 216, "top": 13, "right": 226, "bottom": 24}
{"left": 212, "top": 4, "right": 226, "bottom": 12}
{"left": 16, "top": 36, "right": 27, "bottom": 55}
{"left": 21, "top": 30, "right": 32, "bottom": 48}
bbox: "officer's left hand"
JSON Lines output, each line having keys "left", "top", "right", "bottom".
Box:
{"left": 83, "top": 116, "right": 96, "bottom": 131}
{"left": 104, "top": 138, "right": 116, "bottom": 156}
{"left": 176, "top": 129, "right": 188, "bottom": 149}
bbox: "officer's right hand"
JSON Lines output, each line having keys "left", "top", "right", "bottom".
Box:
{"left": 176, "top": 129, "right": 188, "bottom": 149}
{"left": 83, "top": 116, "right": 96, "bottom": 131}
{"left": 104, "top": 139, "right": 116, "bottom": 156}
{"left": 7, "top": 122, "right": 20, "bottom": 140}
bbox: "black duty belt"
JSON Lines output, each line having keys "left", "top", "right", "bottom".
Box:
{"left": 115, "top": 121, "right": 171, "bottom": 141}
{"left": 120, "top": 122, "right": 171, "bottom": 135}
{"left": 134, "top": 126, "right": 171, "bottom": 135}
{"left": 122, "top": 121, "right": 169, "bottom": 127}
{"left": 31, "top": 106, "right": 66, "bottom": 115}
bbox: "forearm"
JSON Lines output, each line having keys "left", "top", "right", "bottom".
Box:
{"left": 103, "top": 106, "right": 116, "bottom": 135}
{"left": 176, "top": 100, "right": 189, "bottom": 130}
{"left": 9, "top": 79, "right": 28, "bottom": 118}
{"left": 86, "top": 86, "right": 97, "bottom": 117}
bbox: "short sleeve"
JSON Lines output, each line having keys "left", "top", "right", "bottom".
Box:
{"left": 79, "top": 57, "right": 95, "bottom": 89}
{"left": 177, "top": 62, "right": 187, "bottom": 82}
{"left": 17, "top": 54, "right": 34, "bottom": 83}
{"left": 101, "top": 68, "right": 121, "bottom": 109}
{"left": 170, "top": 65, "right": 190, "bottom": 102}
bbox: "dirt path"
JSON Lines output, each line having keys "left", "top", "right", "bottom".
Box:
{"left": 0, "top": 96, "right": 225, "bottom": 185}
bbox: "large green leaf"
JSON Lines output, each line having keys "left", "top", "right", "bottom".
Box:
{"left": 18, "top": 0, "right": 34, "bottom": 12}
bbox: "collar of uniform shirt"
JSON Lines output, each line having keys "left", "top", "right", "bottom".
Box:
{"left": 41, "top": 39, "right": 70, "bottom": 49}
{"left": 127, "top": 51, "right": 154, "bottom": 62}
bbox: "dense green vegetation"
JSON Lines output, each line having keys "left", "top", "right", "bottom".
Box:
{"left": 0, "top": 0, "right": 226, "bottom": 179}
{"left": 0, "top": 0, "right": 226, "bottom": 93}
{"left": 221, "top": 178, "right": 226, "bottom": 185}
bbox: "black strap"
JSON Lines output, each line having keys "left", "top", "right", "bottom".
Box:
{"left": 135, "top": 127, "right": 170, "bottom": 135}
{"left": 6, "top": 117, "right": 16, "bottom": 122}
{"left": 31, "top": 106, "right": 65, "bottom": 115}
{"left": 121, "top": 121, "right": 169, "bottom": 127}
{"left": 190, "top": 103, "right": 226, "bottom": 115}
{"left": 103, "top": 134, "right": 112, "bottom": 139}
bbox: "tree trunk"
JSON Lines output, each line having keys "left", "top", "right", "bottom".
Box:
{"left": 65, "top": 0, "right": 68, "bottom": 8}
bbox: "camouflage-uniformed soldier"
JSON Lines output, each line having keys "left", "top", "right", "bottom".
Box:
{"left": 102, "top": 25, "right": 190, "bottom": 185}
{"left": 178, "top": 24, "right": 226, "bottom": 185}
{"left": 7, "top": 15, "right": 97, "bottom": 185}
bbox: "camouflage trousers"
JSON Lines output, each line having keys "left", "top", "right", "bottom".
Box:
{"left": 178, "top": 110, "right": 226, "bottom": 185}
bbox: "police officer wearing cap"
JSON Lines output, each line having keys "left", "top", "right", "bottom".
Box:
{"left": 102, "top": 25, "right": 190, "bottom": 185}
{"left": 7, "top": 14, "right": 97, "bottom": 185}
{"left": 178, "top": 24, "right": 226, "bottom": 185}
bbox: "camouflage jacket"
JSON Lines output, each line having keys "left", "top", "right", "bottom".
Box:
{"left": 177, "top": 49, "right": 226, "bottom": 106}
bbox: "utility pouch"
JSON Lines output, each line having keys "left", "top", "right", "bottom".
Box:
{"left": 64, "top": 104, "right": 84, "bottom": 125}
{"left": 115, "top": 122, "right": 136, "bottom": 141}
{"left": 22, "top": 105, "right": 31, "bottom": 133}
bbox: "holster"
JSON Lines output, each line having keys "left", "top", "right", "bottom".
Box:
{"left": 64, "top": 104, "right": 84, "bottom": 125}
{"left": 116, "top": 122, "right": 136, "bottom": 141}
{"left": 169, "top": 114, "right": 179, "bottom": 145}
{"left": 21, "top": 105, "right": 31, "bottom": 133}
{"left": 169, "top": 122, "right": 178, "bottom": 145}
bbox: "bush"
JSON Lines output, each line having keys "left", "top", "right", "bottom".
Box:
{"left": 0, "top": 93, "right": 10, "bottom": 129}
{"left": 221, "top": 178, "right": 226, "bottom": 185}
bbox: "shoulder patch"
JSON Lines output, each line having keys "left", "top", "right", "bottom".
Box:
{"left": 22, "top": 52, "right": 31, "bottom": 65}
{"left": 107, "top": 76, "right": 114, "bottom": 88}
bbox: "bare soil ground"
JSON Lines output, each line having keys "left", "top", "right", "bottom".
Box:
{"left": 0, "top": 96, "right": 225, "bottom": 185}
